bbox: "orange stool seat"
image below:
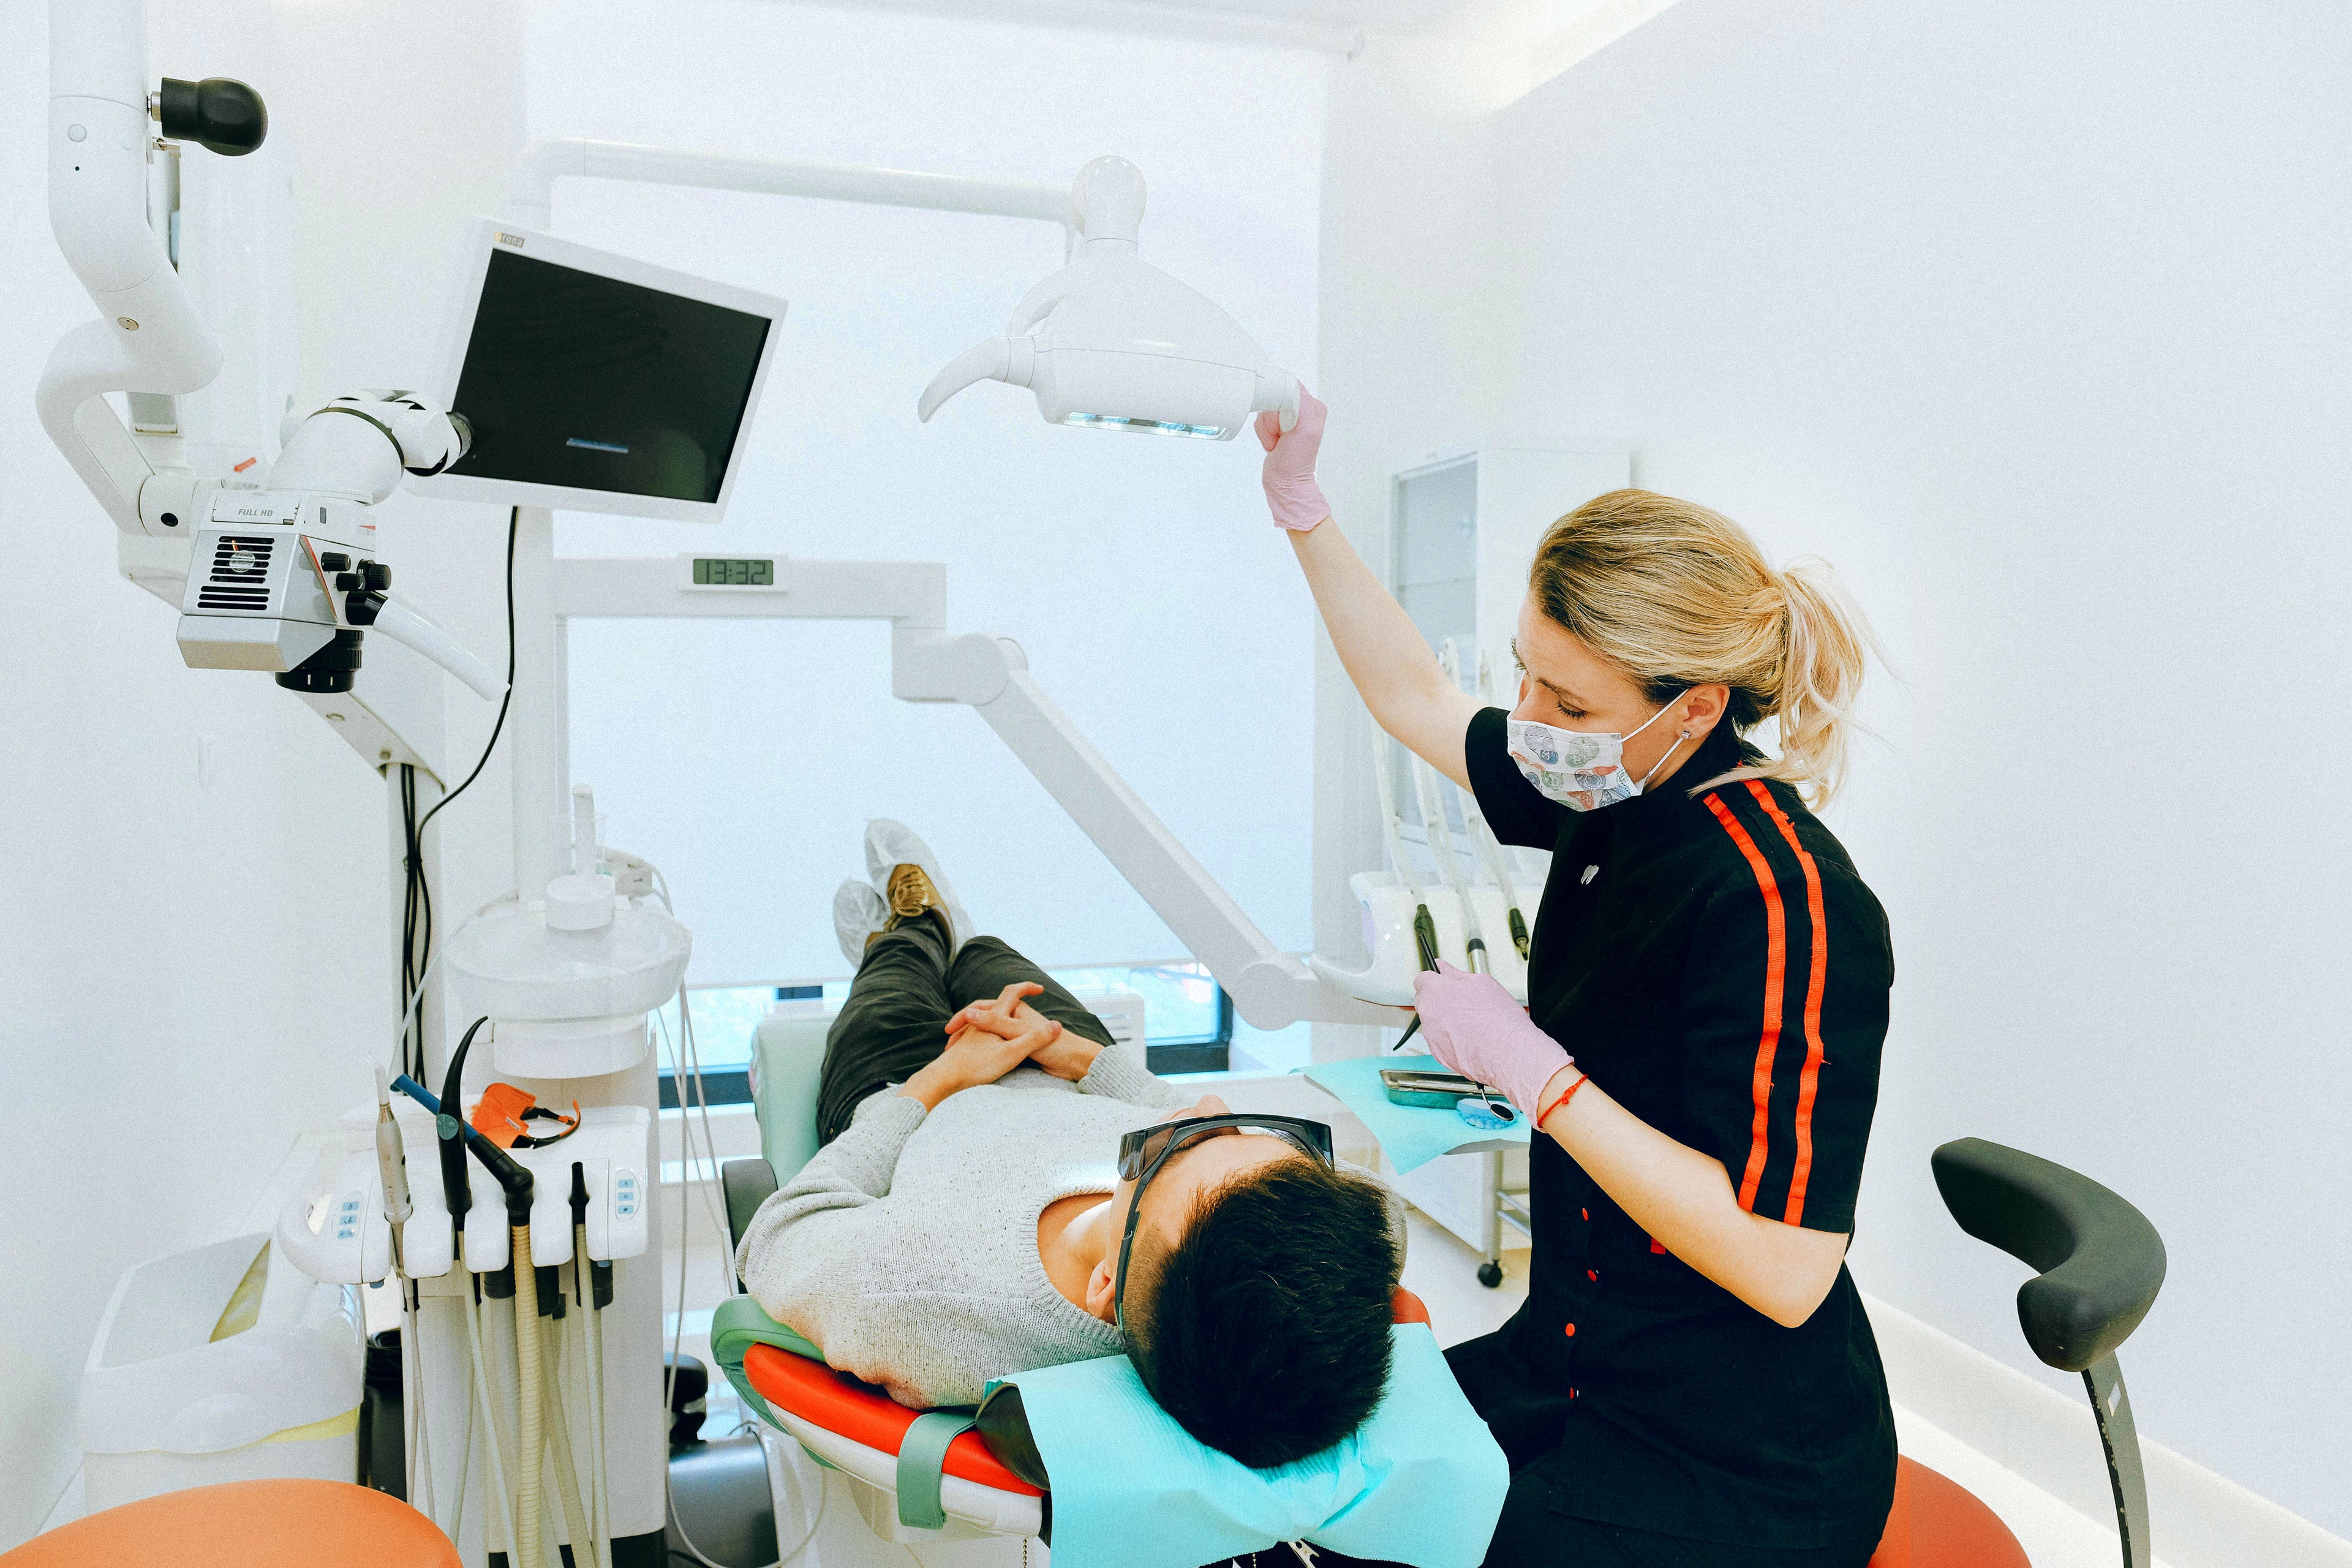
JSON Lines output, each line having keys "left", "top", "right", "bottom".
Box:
{"left": 1869, "top": 1455, "right": 2032, "bottom": 1568}
{"left": 0, "top": 1479, "right": 457, "bottom": 1568}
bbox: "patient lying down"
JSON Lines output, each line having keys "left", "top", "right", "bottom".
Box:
{"left": 734, "top": 821, "right": 1403, "bottom": 1469}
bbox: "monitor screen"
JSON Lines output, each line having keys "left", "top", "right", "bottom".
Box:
{"left": 443, "top": 247, "right": 772, "bottom": 505}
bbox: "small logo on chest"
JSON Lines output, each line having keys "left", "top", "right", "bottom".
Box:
{"left": 1581, "top": 864, "right": 1599, "bottom": 884}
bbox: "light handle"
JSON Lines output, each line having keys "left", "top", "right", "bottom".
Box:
{"left": 369, "top": 594, "right": 507, "bottom": 703}
{"left": 916, "top": 335, "right": 1035, "bottom": 423}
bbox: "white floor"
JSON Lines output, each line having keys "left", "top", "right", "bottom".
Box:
{"left": 665, "top": 1196, "right": 2151, "bottom": 1568}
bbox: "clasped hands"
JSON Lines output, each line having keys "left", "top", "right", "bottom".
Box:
{"left": 899, "top": 982, "right": 1104, "bottom": 1110}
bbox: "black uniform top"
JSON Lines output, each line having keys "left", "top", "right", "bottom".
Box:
{"left": 1451, "top": 706, "right": 1898, "bottom": 1551}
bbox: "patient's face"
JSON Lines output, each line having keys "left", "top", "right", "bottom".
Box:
{"left": 1085, "top": 1095, "right": 1306, "bottom": 1322}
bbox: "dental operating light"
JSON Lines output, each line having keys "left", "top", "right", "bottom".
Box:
{"left": 919, "top": 156, "right": 1300, "bottom": 442}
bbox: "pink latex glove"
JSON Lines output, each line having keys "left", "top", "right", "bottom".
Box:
{"left": 1254, "top": 385, "right": 1331, "bottom": 531}
{"left": 1411, "top": 960, "right": 1574, "bottom": 1117}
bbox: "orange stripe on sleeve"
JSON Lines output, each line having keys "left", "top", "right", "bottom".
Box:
{"left": 1746, "top": 780, "right": 1830, "bottom": 1226}
{"left": 1702, "top": 792, "right": 1785, "bottom": 1213}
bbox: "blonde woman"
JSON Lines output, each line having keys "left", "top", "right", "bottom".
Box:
{"left": 1261, "top": 394, "right": 1896, "bottom": 1566}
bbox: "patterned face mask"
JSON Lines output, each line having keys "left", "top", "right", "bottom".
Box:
{"left": 1506, "top": 695, "right": 1687, "bottom": 812}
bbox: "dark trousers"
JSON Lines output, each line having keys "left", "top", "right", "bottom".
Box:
{"left": 813, "top": 919, "right": 1118, "bottom": 1145}
{"left": 1442, "top": 1332, "right": 1880, "bottom": 1568}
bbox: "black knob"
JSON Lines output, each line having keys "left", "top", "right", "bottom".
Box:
{"left": 319, "top": 552, "right": 350, "bottom": 572}
{"left": 363, "top": 562, "right": 392, "bottom": 591}
{"left": 335, "top": 571, "right": 361, "bottom": 592}
{"left": 157, "top": 77, "right": 268, "bottom": 156}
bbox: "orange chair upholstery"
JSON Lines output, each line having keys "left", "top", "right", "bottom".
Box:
{"left": 741, "top": 1283, "right": 1441, "bottom": 1507}
{"left": 0, "top": 1479, "right": 458, "bottom": 1568}
{"left": 1867, "top": 1455, "right": 2032, "bottom": 1568}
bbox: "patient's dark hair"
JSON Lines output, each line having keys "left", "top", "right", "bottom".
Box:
{"left": 1123, "top": 1157, "right": 1400, "bottom": 1469}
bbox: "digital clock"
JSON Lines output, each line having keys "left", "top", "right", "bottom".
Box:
{"left": 691, "top": 557, "right": 775, "bottom": 587}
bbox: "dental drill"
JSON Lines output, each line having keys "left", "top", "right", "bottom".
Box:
{"left": 1469, "top": 647, "right": 1532, "bottom": 960}
{"left": 1375, "top": 733, "right": 1442, "bottom": 1051}
{"left": 371, "top": 1066, "right": 432, "bottom": 1520}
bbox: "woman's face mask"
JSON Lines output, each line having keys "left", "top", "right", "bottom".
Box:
{"left": 1506, "top": 694, "right": 1687, "bottom": 812}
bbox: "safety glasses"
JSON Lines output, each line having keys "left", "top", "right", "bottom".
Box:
{"left": 1111, "top": 1114, "right": 1334, "bottom": 1334}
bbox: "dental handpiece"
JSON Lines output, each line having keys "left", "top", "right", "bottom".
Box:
{"left": 374, "top": 1067, "right": 414, "bottom": 1273}
{"left": 1469, "top": 645, "right": 1532, "bottom": 960}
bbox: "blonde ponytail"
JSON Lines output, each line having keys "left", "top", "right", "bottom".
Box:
{"left": 1526, "top": 490, "right": 1882, "bottom": 809}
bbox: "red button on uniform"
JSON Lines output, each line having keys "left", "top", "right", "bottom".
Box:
{"left": 1568, "top": 1387, "right": 1580, "bottom": 1400}
{"left": 1580, "top": 1208, "right": 1589, "bottom": 1221}
{"left": 1564, "top": 1322, "right": 1576, "bottom": 1336}
{"left": 1586, "top": 1268, "right": 1599, "bottom": 1281}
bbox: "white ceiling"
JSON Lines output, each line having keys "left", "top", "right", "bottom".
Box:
{"left": 790, "top": 0, "right": 1646, "bottom": 56}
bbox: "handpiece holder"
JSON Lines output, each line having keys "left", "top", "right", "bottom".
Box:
{"left": 393, "top": 1068, "right": 534, "bottom": 1226}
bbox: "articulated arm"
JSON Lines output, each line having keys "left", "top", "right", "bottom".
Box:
{"left": 892, "top": 625, "right": 1393, "bottom": 1031}
{"left": 550, "top": 555, "right": 1389, "bottom": 1031}
{"left": 43, "top": 0, "right": 223, "bottom": 536}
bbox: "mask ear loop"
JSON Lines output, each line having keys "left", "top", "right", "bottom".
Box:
{"left": 1635, "top": 729, "right": 1695, "bottom": 792}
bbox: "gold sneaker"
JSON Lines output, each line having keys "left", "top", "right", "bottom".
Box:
{"left": 878, "top": 863, "right": 951, "bottom": 944}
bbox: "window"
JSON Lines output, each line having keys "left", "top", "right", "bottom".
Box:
{"left": 655, "top": 963, "right": 1230, "bottom": 1109}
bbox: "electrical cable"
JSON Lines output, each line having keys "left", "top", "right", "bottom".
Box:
{"left": 449, "top": 1355, "right": 475, "bottom": 1551}
{"left": 401, "top": 764, "right": 428, "bottom": 1082}
{"left": 385, "top": 892, "right": 513, "bottom": 1079}
{"left": 579, "top": 1261, "right": 614, "bottom": 1568}
{"left": 415, "top": 506, "right": 518, "bottom": 845}
{"left": 656, "top": 984, "right": 803, "bottom": 1568}
{"left": 465, "top": 1286, "right": 521, "bottom": 1561}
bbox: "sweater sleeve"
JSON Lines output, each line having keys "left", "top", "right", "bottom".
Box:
{"left": 1074, "top": 1046, "right": 1193, "bottom": 1111}
{"left": 733, "top": 1091, "right": 925, "bottom": 1311}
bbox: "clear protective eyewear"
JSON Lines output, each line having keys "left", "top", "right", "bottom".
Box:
{"left": 1110, "top": 1114, "right": 1335, "bottom": 1334}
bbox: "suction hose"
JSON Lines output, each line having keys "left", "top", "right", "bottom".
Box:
{"left": 459, "top": 1123, "right": 541, "bottom": 1568}
{"left": 512, "top": 1223, "right": 546, "bottom": 1568}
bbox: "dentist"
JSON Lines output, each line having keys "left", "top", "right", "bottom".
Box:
{"left": 1259, "top": 394, "right": 1898, "bottom": 1566}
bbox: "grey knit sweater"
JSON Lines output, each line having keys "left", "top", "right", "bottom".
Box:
{"left": 733, "top": 1049, "right": 1195, "bottom": 1410}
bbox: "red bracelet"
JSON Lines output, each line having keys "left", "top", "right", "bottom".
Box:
{"left": 1536, "top": 1072, "right": 1590, "bottom": 1131}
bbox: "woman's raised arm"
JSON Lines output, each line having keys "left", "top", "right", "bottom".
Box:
{"left": 1260, "top": 393, "right": 1481, "bottom": 788}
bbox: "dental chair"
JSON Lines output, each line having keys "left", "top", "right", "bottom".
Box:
{"left": 712, "top": 1001, "right": 1442, "bottom": 1549}
{"left": 1866, "top": 1137, "right": 2166, "bottom": 1568}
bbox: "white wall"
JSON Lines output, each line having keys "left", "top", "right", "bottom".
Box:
{"left": 0, "top": 1, "right": 521, "bottom": 1545}
{"left": 1310, "top": 36, "right": 1500, "bottom": 1064}
{"left": 521, "top": 0, "right": 1325, "bottom": 987}
{"left": 1321, "top": 0, "right": 2351, "bottom": 1538}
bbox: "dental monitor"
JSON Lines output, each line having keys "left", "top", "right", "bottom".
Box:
{"left": 412, "top": 220, "right": 785, "bottom": 522}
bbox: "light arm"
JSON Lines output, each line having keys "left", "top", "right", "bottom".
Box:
{"left": 548, "top": 556, "right": 1392, "bottom": 1031}
{"left": 934, "top": 642, "right": 1396, "bottom": 1031}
